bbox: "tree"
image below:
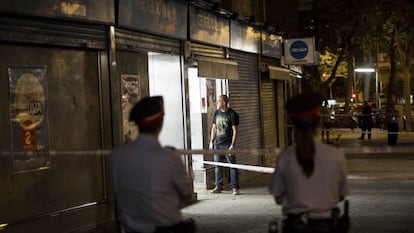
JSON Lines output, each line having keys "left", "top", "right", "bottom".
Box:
{"left": 373, "top": 0, "right": 414, "bottom": 131}
{"left": 309, "top": 0, "right": 377, "bottom": 112}
{"left": 393, "top": 1, "right": 414, "bottom": 131}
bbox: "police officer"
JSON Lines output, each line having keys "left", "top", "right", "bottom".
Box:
{"left": 269, "top": 92, "right": 349, "bottom": 233}
{"left": 109, "top": 96, "right": 195, "bottom": 233}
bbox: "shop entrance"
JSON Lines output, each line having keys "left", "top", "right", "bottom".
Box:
{"left": 188, "top": 67, "right": 229, "bottom": 187}
{"left": 148, "top": 52, "right": 185, "bottom": 149}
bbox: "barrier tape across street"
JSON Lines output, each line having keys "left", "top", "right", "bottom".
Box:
{"left": 1, "top": 145, "right": 414, "bottom": 157}
{"left": 1, "top": 146, "right": 413, "bottom": 175}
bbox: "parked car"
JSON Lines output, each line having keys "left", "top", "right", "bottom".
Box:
{"left": 330, "top": 104, "right": 358, "bottom": 129}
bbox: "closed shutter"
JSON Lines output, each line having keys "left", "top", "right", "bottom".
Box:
{"left": 189, "top": 42, "right": 224, "bottom": 58}
{"left": 0, "top": 16, "right": 107, "bottom": 49}
{"left": 228, "top": 50, "right": 261, "bottom": 165}
{"left": 261, "top": 79, "right": 278, "bottom": 149}
{"left": 115, "top": 28, "right": 180, "bottom": 54}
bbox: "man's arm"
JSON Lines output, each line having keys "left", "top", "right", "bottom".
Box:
{"left": 209, "top": 124, "right": 217, "bottom": 148}
{"left": 230, "top": 125, "right": 238, "bottom": 148}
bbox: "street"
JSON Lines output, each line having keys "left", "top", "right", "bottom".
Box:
{"left": 183, "top": 161, "right": 414, "bottom": 233}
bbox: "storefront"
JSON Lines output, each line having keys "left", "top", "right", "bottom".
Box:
{"left": 228, "top": 19, "right": 262, "bottom": 166}
{"left": 187, "top": 3, "right": 266, "bottom": 188}
{"left": 115, "top": 0, "right": 188, "bottom": 151}
{"left": 259, "top": 31, "right": 293, "bottom": 164}
{"left": 0, "top": 1, "right": 115, "bottom": 232}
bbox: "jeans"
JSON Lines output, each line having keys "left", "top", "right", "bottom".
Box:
{"left": 213, "top": 144, "right": 239, "bottom": 188}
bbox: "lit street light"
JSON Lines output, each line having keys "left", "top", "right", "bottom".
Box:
{"left": 354, "top": 67, "right": 379, "bottom": 110}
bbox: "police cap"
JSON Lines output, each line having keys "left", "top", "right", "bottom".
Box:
{"left": 129, "top": 96, "right": 164, "bottom": 128}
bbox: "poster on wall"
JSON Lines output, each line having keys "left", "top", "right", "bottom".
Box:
{"left": 206, "top": 79, "right": 217, "bottom": 126}
{"left": 121, "top": 74, "right": 140, "bottom": 143}
{"left": 8, "top": 66, "right": 50, "bottom": 173}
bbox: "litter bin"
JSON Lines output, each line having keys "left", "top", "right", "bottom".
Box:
{"left": 387, "top": 104, "right": 399, "bottom": 146}
{"left": 387, "top": 122, "right": 398, "bottom": 146}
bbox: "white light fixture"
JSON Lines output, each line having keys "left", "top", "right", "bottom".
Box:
{"left": 354, "top": 67, "right": 379, "bottom": 108}
{"left": 354, "top": 68, "right": 375, "bottom": 73}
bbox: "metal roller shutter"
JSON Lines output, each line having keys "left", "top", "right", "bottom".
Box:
{"left": 115, "top": 28, "right": 180, "bottom": 54}
{"left": 189, "top": 42, "right": 225, "bottom": 58}
{"left": 0, "top": 16, "right": 108, "bottom": 49}
{"left": 261, "top": 80, "right": 278, "bottom": 149}
{"left": 228, "top": 50, "right": 261, "bottom": 165}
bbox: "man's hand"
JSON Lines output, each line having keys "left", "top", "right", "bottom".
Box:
{"left": 228, "top": 145, "right": 234, "bottom": 150}
{"left": 209, "top": 142, "right": 213, "bottom": 149}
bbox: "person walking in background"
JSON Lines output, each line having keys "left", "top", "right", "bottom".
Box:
{"left": 269, "top": 92, "right": 349, "bottom": 233}
{"left": 209, "top": 95, "right": 240, "bottom": 195}
{"left": 358, "top": 101, "right": 372, "bottom": 140}
{"left": 320, "top": 100, "right": 331, "bottom": 143}
{"left": 109, "top": 96, "right": 195, "bottom": 233}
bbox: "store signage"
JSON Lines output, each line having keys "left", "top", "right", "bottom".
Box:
{"left": 189, "top": 5, "right": 229, "bottom": 47}
{"left": 261, "top": 31, "right": 282, "bottom": 58}
{"left": 284, "top": 37, "right": 316, "bottom": 65}
{"left": 0, "top": 0, "right": 114, "bottom": 23}
{"left": 118, "top": 0, "right": 187, "bottom": 39}
{"left": 230, "top": 20, "right": 260, "bottom": 53}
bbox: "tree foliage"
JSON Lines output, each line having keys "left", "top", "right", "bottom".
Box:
{"left": 305, "top": 0, "right": 414, "bottom": 124}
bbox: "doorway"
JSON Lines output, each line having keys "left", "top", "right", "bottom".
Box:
{"left": 148, "top": 52, "right": 185, "bottom": 149}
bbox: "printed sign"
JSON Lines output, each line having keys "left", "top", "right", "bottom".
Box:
{"left": 121, "top": 74, "right": 140, "bottom": 142}
{"left": 118, "top": 0, "right": 187, "bottom": 39}
{"left": 284, "top": 37, "right": 316, "bottom": 65}
{"left": 261, "top": 31, "right": 282, "bottom": 58}
{"left": 189, "top": 5, "right": 230, "bottom": 47}
{"left": 230, "top": 20, "right": 260, "bottom": 53}
{"left": 9, "top": 66, "right": 50, "bottom": 173}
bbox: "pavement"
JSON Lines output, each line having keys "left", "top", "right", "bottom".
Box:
{"left": 86, "top": 127, "right": 414, "bottom": 233}
{"left": 180, "top": 128, "right": 414, "bottom": 233}
{"left": 183, "top": 173, "right": 414, "bottom": 233}
{"left": 322, "top": 127, "right": 413, "bottom": 146}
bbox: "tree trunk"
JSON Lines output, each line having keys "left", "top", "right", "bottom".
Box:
{"left": 344, "top": 57, "right": 354, "bottom": 113}
{"left": 396, "top": 30, "right": 413, "bottom": 132}
{"left": 402, "top": 67, "right": 412, "bottom": 131}
{"left": 386, "top": 29, "right": 397, "bottom": 121}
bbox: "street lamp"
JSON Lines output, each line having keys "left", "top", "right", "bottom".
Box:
{"left": 354, "top": 67, "right": 379, "bottom": 110}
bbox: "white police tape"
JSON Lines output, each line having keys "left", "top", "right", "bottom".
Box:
{"left": 1, "top": 145, "right": 414, "bottom": 157}
{"left": 197, "top": 160, "right": 275, "bottom": 174}
{"left": 176, "top": 148, "right": 280, "bottom": 156}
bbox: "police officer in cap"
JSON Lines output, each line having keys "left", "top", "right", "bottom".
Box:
{"left": 109, "top": 96, "right": 195, "bottom": 233}
{"left": 269, "top": 92, "right": 349, "bottom": 233}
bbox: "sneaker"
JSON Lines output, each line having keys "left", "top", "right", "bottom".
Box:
{"left": 232, "top": 188, "right": 240, "bottom": 195}
{"left": 210, "top": 186, "right": 222, "bottom": 193}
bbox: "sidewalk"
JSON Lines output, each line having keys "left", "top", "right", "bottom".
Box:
{"left": 184, "top": 172, "right": 414, "bottom": 233}
{"left": 323, "top": 127, "right": 414, "bottom": 147}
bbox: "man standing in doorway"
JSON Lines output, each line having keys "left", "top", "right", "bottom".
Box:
{"left": 209, "top": 95, "right": 240, "bottom": 195}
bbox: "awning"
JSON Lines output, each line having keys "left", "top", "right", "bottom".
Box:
{"left": 268, "top": 66, "right": 291, "bottom": 81}
{"left": 197, "top": 56, "right": 239, "bottom": 80}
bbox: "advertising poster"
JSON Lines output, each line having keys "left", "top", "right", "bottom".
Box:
{"left": 121, "top": 74, "right": 140, "bottom": 142}
{"left": 9, "top": 66, "right": 50, "bottom": 173}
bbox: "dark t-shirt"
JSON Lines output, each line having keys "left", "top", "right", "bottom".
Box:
{"left": 362, "top": 105, "right": 372, "bottom": 122}
{"left": 212, "top": 108, "right": 239, "bottom": 146}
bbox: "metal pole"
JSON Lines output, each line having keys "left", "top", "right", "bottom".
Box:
{"left": 375, "top": 70, "right": 379, "bottom": 110}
